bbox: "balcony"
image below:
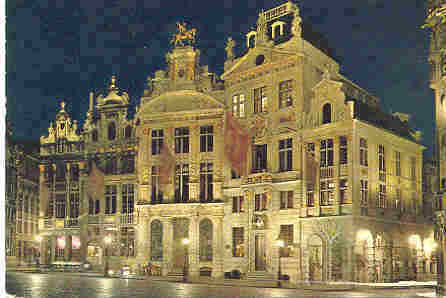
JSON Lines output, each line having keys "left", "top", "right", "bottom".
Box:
{"left": 120, "top": 214, "right": 134, "bottom": 225}
{"left": 241, "top": 171, "right": 272, "bottom": 185}
{"left": 64, "top": 218, "right": 79, "bottom": 228}
{"left": 88, "top": 215, "right": 102, "bottom": 224}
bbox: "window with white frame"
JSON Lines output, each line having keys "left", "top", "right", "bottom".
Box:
{"left": 254, "top": 86, "right": 267, "bottom": 113}
{"left": 339, "top": 136, "right": 348, "bottom": 165}
{"left": 200, "top": 126, "right": 214, "bottom": 152}
{"left": 320, "top": 180, "right": 335, "bottom": 206}
{"left": 174, "top": 164, "right": 189, "bottom": 202}
{"left": 152, "top": 129, "right": 163, "bottom": 155}
{"left": 279, "top": 138, "right": 292, "bottom": 172}
{"left": 360, "top": 138, "right": 368, "bottom": 166}
{"left": 174, "top": 127, "right": 189, "bottom": 154}
{"left": 378, "top": 184, "right": 386, "bottom": 208}
{"left": 339, "top": 179, "right": 349, "bottom": 204}
{"left": 378, "top": 145, "right": 386, "bottom": 182}
{"left": 122, "top": 184, "right": 134, "bottom": 214}
{"left": 279, "top": 80, "right": 293, "bottom": 108}
{"left": 105, "top": 185, "right": 117, "bottom": 215}
{"left": 200, "top": 162, "right": 213, "bottom": 202}
{"left": 232, "top": 94, "right": 245, "bottom": 118}
{"left": 232, "top": 196, "right": 244, "bottom": 213}
{"left": 280, "top": 191, "right": 294, "bottom": 209}
{"left": 254, "top": 193, "right": 268, "bottom": 211}
{"left": 232, "top": 227, "right": 244, "bottom": 257}
{"left": 151, "top": 166, "right": 162, "bottom": 203}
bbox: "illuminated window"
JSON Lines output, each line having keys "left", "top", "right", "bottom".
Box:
{"left": 232, "top": 227, "right": 244, "bottom": 257}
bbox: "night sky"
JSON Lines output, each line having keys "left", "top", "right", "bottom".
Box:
{"left": 6, "top": 0, "right": 434, "bottom": 155}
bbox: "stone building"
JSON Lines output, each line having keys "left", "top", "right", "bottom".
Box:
{"left": 423, "top": 0, "right": 446, "bottom": 294}
{"left": 5, "top": 120, "right": 41, "bottom": 267}
{"left": 37, "top": 1, "right": 435, "bottom": 284}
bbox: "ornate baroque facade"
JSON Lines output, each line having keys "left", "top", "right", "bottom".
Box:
{"left": 36, "top": 1, "right": 435, "bottom": 284}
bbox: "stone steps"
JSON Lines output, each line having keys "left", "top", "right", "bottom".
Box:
{"left": 246, "top": 271, "right": 278, "bottom": 287}
{"left": 166, "top": 271, "right": 185, "bottom": 282}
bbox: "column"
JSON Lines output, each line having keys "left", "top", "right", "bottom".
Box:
{"left": 79, "top": 161, "right": 89, "bottom": 264}
{"left": 162, "top": 218, "right": 172, "bottom": 275}
{"left": 189, "top": 216, "right": 199, "bottom": 278}
{"left": 135, "top": 211, "right": 147, "bottom": 265}
{"left": 65, "top": 235, "right": 72, "bottom": 261}
{"left": 50, "top": 236, "right": 56, "bottom": 264}
{"left": 212, "top": 217, "right": 224, "bottom": 278}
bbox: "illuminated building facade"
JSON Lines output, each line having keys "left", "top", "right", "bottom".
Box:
{"left": 35, "top": 1, "right": 435, "bottom": 284}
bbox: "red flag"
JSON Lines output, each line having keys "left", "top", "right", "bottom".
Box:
{"left": 224, "top": 112, "right": 251, "bottom": 176}
{"left": 305, "top": 146, "right": 319, "bottom": 186}
{"left": 159, "top": 142, "right": 176, "bottom": 185}
{"left": 88, "top": 161, "right": 105, "bottom": 200}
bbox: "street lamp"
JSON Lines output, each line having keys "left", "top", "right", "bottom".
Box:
{"left": 104, "top": 235, "right": 112, "bottom": 277}
{"left": 35, "top": 235, "right": 42, "bottom": 266}
{"left": 182, "top": 238, "right": 190, "bottom": 282}
{"left": 275, "top": 238, "right": 285, "bottom": 288}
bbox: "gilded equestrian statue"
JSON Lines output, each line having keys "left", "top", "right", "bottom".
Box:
{"left": 171, "top": 22, "right": 196, "bottom": 47}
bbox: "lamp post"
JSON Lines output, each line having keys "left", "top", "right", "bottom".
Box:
{"left": 35, "top": 235, "right": 42, "bottom": 266}
{"left": 182, "top": 238, "right": 190, "bottom": 282}
{"left": 275, "top": 238, "right": 284, "bottom": 288}
{"left": 104, "top": 235, "right": 112, "bottom": 277}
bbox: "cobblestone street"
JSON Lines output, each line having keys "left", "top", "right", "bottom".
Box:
{"left": 6, "top": 272, "right": 436, "bottom": 298}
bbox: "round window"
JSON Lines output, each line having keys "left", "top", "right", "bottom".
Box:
{"left": 255, "top": 55, "right": 265, "bottom": 66}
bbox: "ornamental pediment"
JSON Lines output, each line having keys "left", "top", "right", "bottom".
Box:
{"left": 139, "top": 90, "right": 224, "bottom": 114}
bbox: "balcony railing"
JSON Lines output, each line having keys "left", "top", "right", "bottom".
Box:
{"left": 242, "top": 172, "right": 273, "bottom": 185}
{"left": 64, "top": 218, "right": 79, "bottom": 228}
{"left": 120, "top": 214, "right": 134, "bottom": 225}
{"left": 88, "top": 215, "right": 102, "bottom": 224}
{"left": 320, "top": 167, "right": 334, "bottom": 179}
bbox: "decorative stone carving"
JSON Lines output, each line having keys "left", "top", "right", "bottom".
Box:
{"left": 225, "top": 37, "right": 236, "bottom": 60}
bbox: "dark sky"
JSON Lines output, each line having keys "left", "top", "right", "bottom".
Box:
{"left": 7, "top": 0, "right": 434, "bottom": 154}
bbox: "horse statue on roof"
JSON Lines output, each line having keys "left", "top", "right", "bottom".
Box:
{"left": 171, "top": 22, "right": 196, "bottom": 47}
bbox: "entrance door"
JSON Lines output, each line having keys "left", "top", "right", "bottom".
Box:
{"left": 255, "top": 234, "right": 266, "bottom": 271}
{"left": 172, "top": 218, "right": 190, "bottom": 273}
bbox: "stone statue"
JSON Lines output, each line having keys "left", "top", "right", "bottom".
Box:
{"left": 256, "top": 11, "right": 268, "bottom": 42}
{"left": 292, "top": 15, "right": 302, "bottom": 37}
{"left": 171, "top": 22, "right": 196, "bottom": 47}
{"left": 48, "top": 122, "right": 55, "bottom": 136}
{"left": 225, "top": 37, "right": 236, "bottom": 60}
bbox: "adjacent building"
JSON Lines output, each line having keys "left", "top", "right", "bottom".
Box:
{"left": 34, "top": 1, "right": 436, "bottom": 285}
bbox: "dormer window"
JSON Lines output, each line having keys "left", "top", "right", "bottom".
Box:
{"left": 108, "top": 122, "right": 116, "bottom": 141}
{"left": 271, "top": 21, "right": 285, "bottom": 40}
{"left": 322, "top": 103, "right": 332, "bottom": 124}
{"left": 246, "top": 31, "right": 256, "bottom": 49}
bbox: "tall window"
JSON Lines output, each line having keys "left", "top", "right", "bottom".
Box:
{"left": 151, "top": 220, "right": 163, "bottom": 261}
{"left": 322, "top": 103, "right": 332, "bottom": 124}
{"left": 120, "top": 227, "right": 135, "bottom": 257}
{"left": 108, "top": 122, "right": 116, "bottom": 141}
{"left": 174, "top": 127, "right": 189, "bottom": 153}
{"left": 254, "top": 86, "right": 267, "bottom": 113}
{"left": 232, "top": 94, "right": 245, "bottom": 118}
{"left": 232, "top": 227, "right": 244, "bottom": 257}
{"left": 378, "top": 145, "right": 386, "bottom": 182}
{"left": 105, "top": 157, "right": 118, "bottom": 175}
{"left": 360, "top": 138, "right": 368, "bottom": 166}
{"left": 105, "top": 185, "right": 117, "bottom": 215}
{"left": 279, "top": 225, "right": 294, "bottom": 257}
{"left": 152, "top": 129, "right": 163, "bottom": 155}
{"left": 395, "top": 188, "right": 401, "bottom": 210}
{"left": 252, "top": 144, "right": 267, "bottom": 173}
{"left": 339, "top": 179, "right": 349, "bottom": 204}
{"left": 151, "top": 166, "right": 163, "bottom": 203}
{"left": 232, "top": 196, "right": 244, "bottom": 213}
{"left": 339, "top": 136, "right": 347, "bottom": 164}
{"left": 175, "top": 164, "right": 189, "bottom": 202}
{"left": 378, "top": 184, "right": 387, "bottom": 208}
{"left": 120, "top": 155, "right": 135, "bottom": 174}
{"left": 56, "top": 162, "right": 66, "bottom": 181}
{"left": 279, "top": 138, "right": 292, "bottom": 172}
{"left": 124, "top": 125, "right": 132, "bottom": 139}
{"left": 95, "top": 199, "right": 100, "bottom": 214}
{"left": 200, "top": 162, "right": 213, "bottom": 202}
{"left": 122, "top": 184, "right": 134, "bottom": 214}
{"left": 280, "top": 191, "right": 294, "bottom": 209}
{"left": 410, "top": 157, "right": 416, "bottom": 181}
{"left": 70, "top": 164, "right": 79, "bottom": 181}
{"left": 199, "top": 219, "right": 213, "bottom": 261}
{"left": 88, "top": 199, "right": 94, "bottom": 215}
{"left": 395, "top": 151, "right": 401, "bottom": 177}
{"left": 279, "top": 80, "right": 293, "bottom": 108}
{"left": 307, "top": 184, "right": 315, "bottom": 207}
{"left": 320, "top": 180, "right": 335, "bottom": 206}
{"left": 254, "top": 193, "right": 268, "bottom": 211}
{"left": 200, "top": 126, "right": 214, "bottom": 152}
{"left": 55, "top": 194, "right": 66, "bottom": 218}
{"left": 320, "top": 139, "right": 334, "bottom": 168}
{"left": 70, "top": 193, "right": 80, "bottom": 218}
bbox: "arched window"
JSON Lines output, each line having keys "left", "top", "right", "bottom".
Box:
{"left": 308, "top": 235, "right": 324, "bottom": 281}
{"left": 322, "top": 103, "right": 332, "bottom": 124}
{"left": 124, "top": 125, "right": 132, "bottom": 139}
{"left": 108, "top": 122, "right": 116, "bottom": 141}
{"left": 151, "top": 220, "right": 163, "bottom": 261}
{"left": 92, "top": 130, "right": 98, "bottom": 142}
{"left": 199, "top": 219, "right": 213, "bottom": 261}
